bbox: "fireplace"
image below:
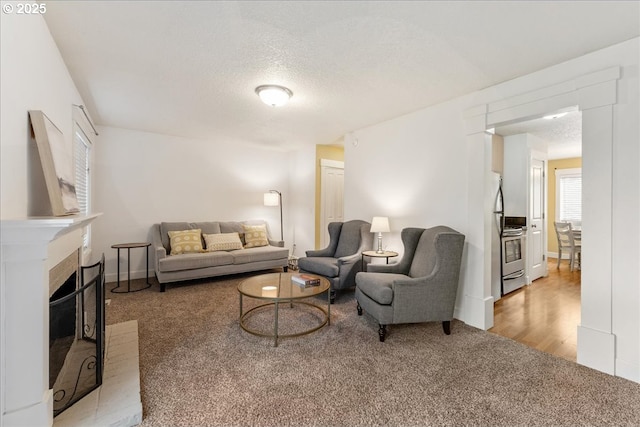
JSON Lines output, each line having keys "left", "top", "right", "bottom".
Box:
{"left": 49, "top": 253, "right": 105, "bottom": 416}
{"left": 1, "top": 214, "right": 101, "bottom": 426}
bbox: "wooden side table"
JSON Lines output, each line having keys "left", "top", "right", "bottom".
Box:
{"left": 362, "top": 250, "right": 399, "bottom": 272}
{"left": 111, "top": 242, "right": 152, "bottom": 293}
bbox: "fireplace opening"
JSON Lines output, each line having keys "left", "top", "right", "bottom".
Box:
{"left": 49, "top": 254, "right": 105, "bottom": 417}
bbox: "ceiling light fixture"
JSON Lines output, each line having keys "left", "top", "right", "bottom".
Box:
{"left": 255, "top": 85, "right": 293, "bottom": 107}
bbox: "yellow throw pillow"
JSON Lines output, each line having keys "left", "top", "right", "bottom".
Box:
{"left": 203, "top": 233, "right": 243, "bottom": 252}
{"left": 242, "top": 224, "right": 269, "bottom": 248}
{"left": 168, "top": 229, "right": 203, "bottom": 255}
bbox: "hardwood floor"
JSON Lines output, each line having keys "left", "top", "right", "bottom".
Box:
{"left": 489, "top": 257, "right": 581, "bottom": 362}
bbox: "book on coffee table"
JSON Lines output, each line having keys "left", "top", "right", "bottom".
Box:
{"left": 291, "top": 274, "right": 321, "bottom": 286}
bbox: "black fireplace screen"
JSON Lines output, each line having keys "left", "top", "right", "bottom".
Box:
{"left": 49, "top": 254, "right": 105, "bottom": 417}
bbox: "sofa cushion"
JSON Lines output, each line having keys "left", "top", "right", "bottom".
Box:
{"left": 158, "top": 252, "right": 234, "bottom": 272}
{"left": 298, "top": 257, "right": 339, "bottom": 278}
{"left": 193, "top": 222, "right": 221, "bottom": 235}
{"left": 356, "top": 273, "right": 409, "bottom": 305}
{"left": 160, "top": 222, "right": 191, "bottom": 252}
{"left": 203, "top": 232, "right": 243, "bottom": 252}
{"left": 231, "top": 246, "right": 288, "bottom": 265}
{"left": 219, "top": 221, "right": 243, "bottom": 234}
{"left": 168, "top": 229, "right": 203, "bottom": 255}
{"left": 218, "top": 221, "right": 246, "bottom": 245}
{"left": 242, "top": 224, "right": 269, "bottom": 248}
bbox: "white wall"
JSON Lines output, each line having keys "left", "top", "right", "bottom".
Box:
{"left": 288, "top": 144, "right": 316, "bottom": 259}
{"left": 92, "top": 126, "right": 291, "bottom": 282}
{"left": 344, "top": 38, "right": 639, "bottom": 382}
{"left": 502, "top": 134, "right": 529, "bottom": 217}
{"left": 0, "top": 13, "right": 84, "bottom": 219}
{"left": 344, "top": 98, "right": 469, "bottom": 250}
{"left": 0, "top": 12, "right": 88, "bottom": 424}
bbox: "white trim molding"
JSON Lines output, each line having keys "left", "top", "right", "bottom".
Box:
{"left": 465, "top": 66, "right": 620, "bottom": 377}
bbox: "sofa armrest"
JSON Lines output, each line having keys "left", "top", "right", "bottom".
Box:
{"left": 268, "top": 238, "right": 285, "bottom": 248}
{"left": 151, "top": 224, "right": 167, "bottom": 271}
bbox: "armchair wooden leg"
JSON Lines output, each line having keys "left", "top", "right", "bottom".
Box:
{"left": 330, "top": 289, "right": 336, "bottom": 304}
{"left": 378, "top": 324, "right": 387, "bottom": 342}
{"left": 356, "top": 301, "right": 363, "bottom": 316}
{"left": 283, "top": 266, "right": 288, "bottom": 272}
{"left": 442, "top": 321, "right": 451, "bottom": 335}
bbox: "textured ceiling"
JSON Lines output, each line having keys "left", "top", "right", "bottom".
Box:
{"left": 495, "top": 110, "right": 583, "bottom": 160}
{"left": 43, "top": 1, "right": 640, "bottom": 150}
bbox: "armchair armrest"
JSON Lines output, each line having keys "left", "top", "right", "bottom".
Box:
{"left": 367, "top": 262, "right": 404, "bottom": 274}
{"left": 306, "top": 247, "right": 335, "bottom": 257}
{"left": 392, "top": 271, "right": 457, "bottom": 323}
{"left": 337, "top": 252, "right": 360, "bottom": 266}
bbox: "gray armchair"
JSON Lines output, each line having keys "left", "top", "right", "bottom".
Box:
{"left": 355, "top": 226, "right": 465, "bottom": 342}
{"left": 298, "top": 220, "right": 372, "bottom": 303}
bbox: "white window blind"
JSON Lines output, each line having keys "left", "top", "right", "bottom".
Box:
{"left": 74, "top": 123, "right": 91, "bottom": 249}
{"left": 556, "top": 168, "right": 582, "bottom": 222}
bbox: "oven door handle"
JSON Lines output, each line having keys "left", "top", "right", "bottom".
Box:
{"left": 503, "top": 270, "right": 525, "bottom": 280}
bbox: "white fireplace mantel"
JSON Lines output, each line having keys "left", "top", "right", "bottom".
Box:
{"left": 1, "top": 213, "right": 101, "bottom": 427}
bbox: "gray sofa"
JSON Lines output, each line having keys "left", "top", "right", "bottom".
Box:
{"left": 152, "top": 220, "right": 288, "bottom": 292}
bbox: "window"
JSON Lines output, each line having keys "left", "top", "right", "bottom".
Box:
{"left": 74, "top": 122, "right": 92, "bottom": 249}
{"left": 556, "top": 168, "right": 581, "bottom": 222}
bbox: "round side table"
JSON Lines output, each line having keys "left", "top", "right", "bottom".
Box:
{"left": 362, "top": 250, "right": 399, "bottom": 271}
{"left": 111, "top": 242, "right": 152, "bottom": 293}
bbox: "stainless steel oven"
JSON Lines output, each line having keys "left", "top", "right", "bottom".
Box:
{"left": 502, "top": 225, "right": 526, "bottom": 294}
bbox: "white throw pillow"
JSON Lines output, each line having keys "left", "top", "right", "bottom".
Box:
{"left": 203, "top": 232, "right": 243, "bottom": 252}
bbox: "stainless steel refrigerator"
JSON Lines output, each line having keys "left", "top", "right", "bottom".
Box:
{"left": 491, "top": 172, "right": 503, "bottom": 301}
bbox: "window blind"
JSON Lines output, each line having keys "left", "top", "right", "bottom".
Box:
{"left": 558, "top": 172, "right": 581, "bottom": 222}
{"left": 74, "top": 123, "right": 91, "bottom": 249}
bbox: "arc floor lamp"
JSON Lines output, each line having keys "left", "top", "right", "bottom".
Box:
{"left": 264, "top": 190, "right": 283, "bottom": 241}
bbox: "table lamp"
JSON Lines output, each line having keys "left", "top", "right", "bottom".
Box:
{"left": 370, "top": 216, "right": 390, "bottom": 254}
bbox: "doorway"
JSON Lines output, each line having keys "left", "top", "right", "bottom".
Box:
{"left": 320, "top": 159, "right": 344, "bottom": 248}
{"left": 467, "top": 66, "right": 620, "bottom": 375}
{"left": 491, "top": 110, "right": 583, "bottom": 359}
{"left": 490, "top": 257, "right": 581, "bottom": 361}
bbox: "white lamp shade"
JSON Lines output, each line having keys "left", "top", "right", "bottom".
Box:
{"left": 370, "top": 216, "right": 390, "bottom": 233}
{"left": 255, "top": 85, "right": 292, "bottom": 107}
{"left": 264, "top": 192, "right": 279, "bottom": 206}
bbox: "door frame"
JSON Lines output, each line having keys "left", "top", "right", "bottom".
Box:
{"left": 528, "top": 154, "right": 547, "bottom": 283}
{"left": 320, "top": 159, "right": 344, "bottom": 248}
{"left": 465, "top": 66, "right": 620, "bottom": 376}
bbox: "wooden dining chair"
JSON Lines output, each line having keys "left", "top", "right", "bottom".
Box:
{"left": 554, "top": 221, "right": 581, "bottom": 271}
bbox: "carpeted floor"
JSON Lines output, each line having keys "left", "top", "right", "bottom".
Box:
{"left": 106, "top": 271, "right": 640, "bottom": 426}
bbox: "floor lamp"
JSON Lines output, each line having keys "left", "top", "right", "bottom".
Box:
{"left": 264, "top": 190, "right": 283, "bottom": 241}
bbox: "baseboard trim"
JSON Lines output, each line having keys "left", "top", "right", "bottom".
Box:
{"left": 106, "top": 269, "right": 152, "bottom": 284}
{"left": 615, "top": 358, "right": 640, "bottom": 383}
{"left": 577, "top": 325, "right": 615, "bottom": 375}
{"left": 459, "top": 294, "right": 494, "bottom": 330}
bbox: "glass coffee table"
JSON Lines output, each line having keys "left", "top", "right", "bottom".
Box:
{"left": 238, "top": 272, "right": 330, "bottom": 347}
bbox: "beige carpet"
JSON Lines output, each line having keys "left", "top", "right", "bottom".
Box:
{"left": 106, "top": 271, "right": 640, "bottom": 426}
